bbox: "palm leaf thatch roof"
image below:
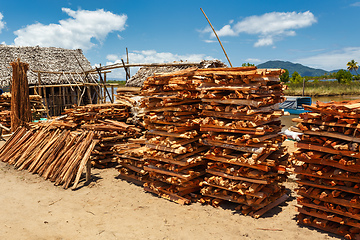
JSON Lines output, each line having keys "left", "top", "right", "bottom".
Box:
{"left": 125, "top": 60, "right": 227, "bottom": 87}
{"left": 0, "top": 45, "right": 93, "bottom": 88}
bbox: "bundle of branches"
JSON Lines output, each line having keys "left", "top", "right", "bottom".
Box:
{"left": 0, "top": 124, "right": 97, "bottom": 189}
{"left": 197, "top": 67, "right": 289, "bottom": 218}
{"left": 292, "top": 100, "right": 360, "bottom": 239}
{"left": 10, "top": 59, "right": 32, "bottom": 131}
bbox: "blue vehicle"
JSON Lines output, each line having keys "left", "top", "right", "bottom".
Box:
{"left": 279, "top": 96, "right": 312, "bottom": 114}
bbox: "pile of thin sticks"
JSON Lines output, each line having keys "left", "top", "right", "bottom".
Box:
{"left": 10, "top": 59, "right": 32, "bottom": 131}
{"left": 292, "top": 100, "right": 360, "bottom": 239}
{"left": 197, "top": 67, "right": 289, "bottom": 217}
{"left": 0, "top": 124, "right": 97, "bottom": 189}
{"left": 60, "top": 103, "right": 142, "bottom": 168}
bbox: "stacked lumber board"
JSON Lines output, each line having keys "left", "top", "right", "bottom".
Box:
{"left": 291, "top": 100, "right": 360, "bottom": 239}
{"left": 139, "top": 68, "right": 209, "bottom": 204}
{"left": 0, "top": 110, "right": 11, "bottom": 134}
{"left": 0, "top": 102, "right": 142, "bottom": 189}
{"left": 0, "top": 124, "right": 98, "bottom": 189}
{"left": 60, "top": 103, "right": 142, "bottom": 168}
{"left": 197, "top": 67, "right": 289, "bottom": 218}
{"left": 114, "top": 144, "right": 149, "bottom": 186}
{"left": 0, "top": 92, "right": 46, "bottom": 122}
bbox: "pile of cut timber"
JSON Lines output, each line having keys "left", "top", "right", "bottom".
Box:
{"left": 292, "top": 100, "right": 360, "bottom": 239}
{"left": 0, "top": 92, "right": 46, "bottom": 122}
{"left": 60, "top": 103, "right": 142, "bottom": 168}
{"left": 0, "top": 110, "right": 11, "bottom": 134}
{"left": 0, "top": 124, "right": 97, "bottom": 189}
{"left": 197, "top": 67, "right": 289, "bottom": 217}
{"left": 138, "top": 68, "right": 209, "bottom": 204}
{"left": 114, "top": 145, "right": 149, "bottom": 185}
{"left": 0, "top": 102, "right": 142, "bottom": 189}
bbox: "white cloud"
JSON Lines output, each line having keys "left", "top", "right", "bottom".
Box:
{"left": 203, "top": 39, "right": 217, "bottom": 43}
{"left": 351, "top": 2, "right": 360, "bottom": 7}
{"left": 106, "top": 54, "right": 119, "bottom": 62}
{"left": 13, "top": 8, "right": 127, "bottom": 50}
{"left": 205, "top": 11, "right": 316, "bottom": 47}
{"left": 0, "top": 13, "right": 5, "bottom": 33}
{"left": 105, "top": 50, "right": 214, "bottom": 79}
{"left": 297, "top": 47, "right": 360, "bottom": 71}
{"left": 245, "top": 58, "right": 261, "bottom": 63}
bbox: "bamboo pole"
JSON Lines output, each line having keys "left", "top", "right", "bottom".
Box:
{"left": 200, "top": 8, "right": 233, "bottom": 67}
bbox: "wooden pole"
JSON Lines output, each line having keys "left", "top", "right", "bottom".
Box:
{"left": 121, "top": 58, "right": 131, "bottom": 81}
{"left": 111, "top": 85, "right": 114, "bottom": 103}
{"left": 200, "top": 8, "right": 233, "bottom": 67}
{"left": 103, "top": 73, "right": 107, "bottom": 103}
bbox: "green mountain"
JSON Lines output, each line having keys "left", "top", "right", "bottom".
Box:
{"left": 257, "top": 60, "right": 329, "bottom": 77}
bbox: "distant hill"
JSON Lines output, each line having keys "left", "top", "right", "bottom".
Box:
{"left": 257, "top": 60, "right": 330, "bottom": 77}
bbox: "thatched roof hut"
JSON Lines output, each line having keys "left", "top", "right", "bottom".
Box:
{"left": 0, "top": 45, "right": 93, "bottom": 87}
{"left": 125, "top": 60, "right": 227, "bottom": 87}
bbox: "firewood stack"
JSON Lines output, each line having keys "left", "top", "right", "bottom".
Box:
{"left": 60, "top": 103, "right": 142, "bottom": 168}
{"left": 197, "top": 67, "right": 289, "bottom": 217}
{"left": 138, "top": 68, "right": 209, "bottom": 204}
{"left": 0, "top": 93, "right": 46, "bottom": 133}
{"left": 291, "top": 100, "right": 360, "bottom": 239}
{"left": 0, "top": 102, "right": 142, "bottom": 189}
{"left": 0, "top": 124, "right": 98, "bottom": 189}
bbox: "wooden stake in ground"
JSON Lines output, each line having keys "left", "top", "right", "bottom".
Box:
{"left": 10, "top": 58, "right": 32, "bottom": 131}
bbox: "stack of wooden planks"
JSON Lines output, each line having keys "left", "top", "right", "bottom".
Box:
{"left": 138, "top": 68, "right": 209, "bottom": 204}
{"left": 0, "top": 101, "right": 142, "bottom": 188}
{"left": 60, "top": 103, "right": 142, "bottom": 168}
{"left": 115, "top": 144, "right": 149, "bottom": 186}
{"left": 0, "top": 93, "right": 46, "bottom": 130}
{"left": 197, "top": 67, "right": 289, "bottom": 217}
{"left": 0, "top": 124, "right": 98, "bottom": 189}
{"left": 292, "top": 100, "right": 360, "bottom": 239}
{"left": 0, "top": 110, "right": 11, "bottom": 134}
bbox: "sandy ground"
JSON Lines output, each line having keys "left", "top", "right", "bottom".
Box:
{"left": 0, "top": 140, "right": 339, "bottom": 240}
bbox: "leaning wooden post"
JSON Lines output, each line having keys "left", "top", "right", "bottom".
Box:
{"left": 200, "top": 8, "right": 233, "bottom": 67}
{"left": 10, "top": 58, "right": 32, "bottom": 131}
{"left": 103, "top": 72, "right": 107, "bottom": 103}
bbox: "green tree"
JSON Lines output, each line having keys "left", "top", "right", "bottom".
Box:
{"left": 290, "top": 71, "right": 303, "bottom": 84}
{"left": 241, "top": 63, "right": 255, "bottom": 67}
{"left": 335, "top": 69, "right": 353, "bottom": 84}
{"left": 347, "top": 59, "right": 359, "bottom": 75}
{"left": 280, "top": 69, "right": 290, "bottom": 83}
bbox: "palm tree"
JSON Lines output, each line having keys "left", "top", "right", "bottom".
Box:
{"left": 347, "top": 59, "right": 359, "bottom": 75}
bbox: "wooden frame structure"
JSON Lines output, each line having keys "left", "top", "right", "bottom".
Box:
{"left": 29, "top": 61, "right": 202, "bottom": 117}
{"left": 30, "top": 70, "right": 120, "bottom": 117}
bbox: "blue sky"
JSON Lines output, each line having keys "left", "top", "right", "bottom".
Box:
{"left": 1, "top": 0, "right": 359, "bottom": 78}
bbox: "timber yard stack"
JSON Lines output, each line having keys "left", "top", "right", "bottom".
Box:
{"left": 197, "top": 67, "right": 289, "bottom": 218}
{"left": 0, "top": 92, "right": 46, "bottom": 125}
{"left": 138, "top": 68, "right": 209, "bottom": 204}
{"left": 291, "top": 100, "right": 360, "bottom": 239}
{"left": 113, "top": 88, "right": 148, "bottom": 184}
{"left": 0, "top": 102, "right": 141, "bottom": 189}
{"left": 60, "top": 103, "right": 142, "bottom": 168}
{"left": 0, "top": 124, "right": 98, "bottom": 189}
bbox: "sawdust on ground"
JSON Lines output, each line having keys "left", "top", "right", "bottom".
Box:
{"left": 0, "top": 139, "right": 338, "bottom": 240}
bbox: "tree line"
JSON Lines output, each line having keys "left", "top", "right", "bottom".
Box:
{"left": 278, "top": 59, "right": 360, "bottom": 84}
